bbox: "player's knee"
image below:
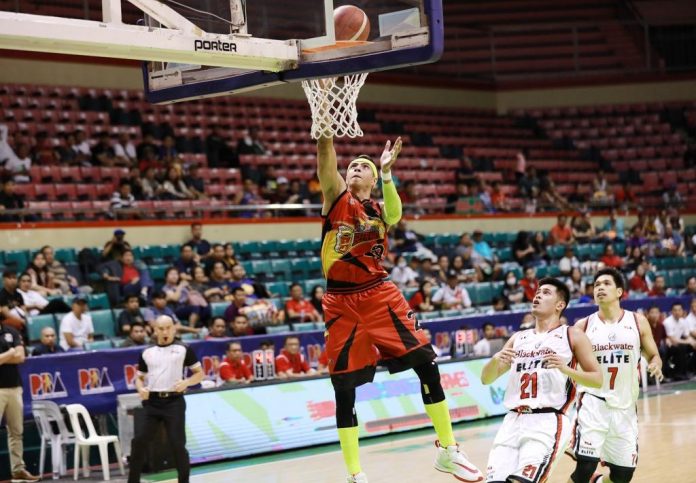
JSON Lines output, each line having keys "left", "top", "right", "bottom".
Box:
{"left": 606, "top": 463, "right": 635, "bottom": 483}
{"left": 570, "top": 457, "right": 600, "bottom": 483}
{"left": 414, "top": 361, "right": 445, "bottom": 404}
{"left": 335, "top": 388, "right": 358, "bottom": 428}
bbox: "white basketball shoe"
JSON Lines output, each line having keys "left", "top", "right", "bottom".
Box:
{"left": 434, "top": 441, "right": 484, "bottom": 482}
{"left": 346, "top": 472, "right": 368, "bottom": 483}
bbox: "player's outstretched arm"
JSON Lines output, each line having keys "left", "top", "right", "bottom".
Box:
{"left": 545, "top": 326, "right": 602, "bottom": 388}
{"left": 380, "top": 137, "right": 403, "bottom": 226}
{"left": 637, "top": 313, "right": 664, "bottom": 382}
{"left": 317, "top": 135, "right": 346, "bottom": 214}
{"left": 481, "top": 334, "right": 516, "bottom": 384}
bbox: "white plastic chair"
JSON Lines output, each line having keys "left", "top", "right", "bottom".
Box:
{"left": 32, "top": 401, "right": 76, "bottom": 479}
{"left": 65, "top": 404, "right": 124, "bottom": 481}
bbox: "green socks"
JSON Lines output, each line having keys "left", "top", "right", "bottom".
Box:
{"left": 338, "top": 426, "right": 362, "bottom": 475}
{"left": 425, "top": 400, "right": 456, "bottom": 447}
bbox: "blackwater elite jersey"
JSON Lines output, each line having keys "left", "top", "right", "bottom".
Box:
{"left": 504, "top": 325, "right": 576, "bottom": 413}
{"left": 579, "top": 310, "right": 641, "bottom": 409}
{"left": 321, "top": 190, "right": 389, "bottom": 294}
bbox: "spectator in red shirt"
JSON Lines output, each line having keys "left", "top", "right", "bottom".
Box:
{"left": 519, "top": 266, "right": 539, "bottom": 302}
{"left": 285, "top": 283, "right": 320, "bottom": 323}
{"left": 600, "top": 244, "right": 624, "bottom": 269}
{"left": 206, "top": 317, "right": 228, "bottom": 340}
{"left": 409, "top": 280, "right": 437, "bottom": 313}
{"left": 275, "top": 335, "right": 316, "bottom": 379}
{"left": 649, "top": 276, "right": 667, "bottom": 297}
{"left": 228, "top": 314, "right": 253, "bottom": 337}
{"left": 628, "top": 264, "right": 650, "bottom": 294}
{"left": 219, "top": 341, "right": 253, "bottom": 384}
{"left": 548, "top": 214, "right": 574, "bottom": 246}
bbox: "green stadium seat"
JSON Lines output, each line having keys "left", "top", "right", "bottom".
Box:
{"left": 266, "top": 281, "right": 290, "bottom": 298}
{"left": 306, "top": 257, "right": 323, "bottom": 278}
{"left": 276, "top": 239, "right": 297, "bottom": 256}
{"left": 161, "top": 244, "right": 180, "bottom": 262}
{"left": 88, "top": 293, "right": 110, "bottom": 310}
{"left": 4, "top": 250, "right": 29, "bottom": 272}
{"left": 142, "top": 245, "right": 164, "bottom": 263}
{"left": 266, "top": 324, "right": 291, "bottom": 335}
{"left": 245, "top": 241, "right": 263, "bottom": 259}
{"left": 211, "top": 302, "right": 229, "bottom": 318}
{"left": 491, "top": 281, "right": 504, "bottom": 297}
{"left": 548, "top": 245, "right": 565, "bottom": 259}
{"left": 250, "top": 260, "right": 273, "bottom": 279}
{"left": 271, "top": 259, "right": 291, "bottom": 280}
{"left": 27, "top": 314, "right": 56, "bottom": 342}
{"left": 303, "top": 279, "right": 326, "bottom": 295}
{"left": 536, "top": 266, "right": 549, "bottom": 278}
{"left": 289, "top": 258, "right": 308, "bottom": 280}
{"left": 497, "top": 248, "right": 513, "bottom": 262}
{"left": 402, "top": 287, "right": 418, "bottom": 300}
{"left": 460, "top": 307, "right": 478, "bottom": 316}
{"left": 589, "top": 244, "right": 604, "bottom": 259}
{"left": 131, "top": 246, "right": 145, "bottom": 260}
{"left": 54, "top": 248, "right": 76, "bottom": 264}
{"left": 576, "top": 245, "right": 591, "bottom": 260}
{"left": 292, "top": 322, "right": 316, "bottom": 332}
{"left": 420, "top": 311, "right": 441, "bottom": 320}
{"left": 148, "top": 265, "right": 169, "bottom": 283}
{"left": 440, "top": 309, "right": 462, "bottom": 318}
{"left": 91, "top": 310, "right": 116, "bottom": 338}
{"left": 85, "top": 340, "right": 113, "bottom": 350}
{"left": 181, "top": 333, "right": 199, "bottom": 341}
{"left": 259, "top": 240, "right": 280, "bottom": 258}
{"left": 669, "top": 269, "right": 685, "bottom": 288}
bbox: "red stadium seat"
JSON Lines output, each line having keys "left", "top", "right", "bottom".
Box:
{"left": 54, "top": 184, "right": 78, "bottom": 201}
{"left": 34, "top": 184, "right": 56, "bottom": 201}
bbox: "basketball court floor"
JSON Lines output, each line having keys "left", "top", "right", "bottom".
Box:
{"left": 132, "top": 381, "right": 696, "bottom": 483}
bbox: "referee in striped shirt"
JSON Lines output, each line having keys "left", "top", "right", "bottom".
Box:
{"left": 128, "top": 315, "right": 203, "bottom": 483}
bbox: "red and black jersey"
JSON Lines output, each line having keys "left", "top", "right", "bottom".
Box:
{"left": 321, "top": 190, "right": 388, "bottom": 294}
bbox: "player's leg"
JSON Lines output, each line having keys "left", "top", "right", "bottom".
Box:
{"left": 486, "top": 413, "right": 522, "bottom": 483}
{"left": 335, "top": 387, "right": 363, "bottom": 478}
{"left": 513, "top": 413, "right": 571, "bottom": 483}
{"left": 599, "top": 407, "right": 638, "bottom": 483}
{"left": 570, "top": 395, "right": 608, "bottom": 483}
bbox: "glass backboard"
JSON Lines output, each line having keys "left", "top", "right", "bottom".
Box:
{"left": 143, "top": 0, "right": 442, "bottom": 104}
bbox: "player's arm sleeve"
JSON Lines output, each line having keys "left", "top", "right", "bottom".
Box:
{"left": 381, "top": 179, "right": 402, "bottom": 226}
{"left": 184, "top": 346, "right": 201, "bottom": 368}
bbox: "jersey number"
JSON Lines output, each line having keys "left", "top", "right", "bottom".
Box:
{"left": 520, "top": 372, "right": 538, "bottom": 399}
{"left": 607, "top": 366, "right": 619, "bottom": 390}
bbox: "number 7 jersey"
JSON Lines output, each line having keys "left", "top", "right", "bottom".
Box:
{"left": 504, "top": 325, "right": 577, "bottom": 413}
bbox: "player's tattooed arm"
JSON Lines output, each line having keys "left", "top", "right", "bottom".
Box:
{"left": 636, "top": 313, "right": 664, "bottom": 382}
{"left": 317, "top": 136, "right": 347, "bottom": 214}
{"left": 545, "top": 326, "right": 602, "bottom": 388}
{"left": 481, "top": 334, "right": 516, "bottom": 385}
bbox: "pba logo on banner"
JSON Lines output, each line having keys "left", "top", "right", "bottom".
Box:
{"left": 201, "top": 356, "right": 219, "bottom": 379}
{"left": 124, "top": 364, "right": 138, "bottom": 390}
{"left": 78, "top": 367, "right": 115, "bottom": 395}
{"left": 29, "top": 372, "right": 68, "bottom": 400}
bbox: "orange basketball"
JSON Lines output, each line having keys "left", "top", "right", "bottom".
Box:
{"left": 333, "top": 5, "right": 370, "bottom": 42}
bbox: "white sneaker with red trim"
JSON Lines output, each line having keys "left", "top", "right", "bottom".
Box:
{"left": 433, "top": 441, "right": 484, "bottom": 482}
{"left": 346, "top": 472, "right": 368, "bottom": 483}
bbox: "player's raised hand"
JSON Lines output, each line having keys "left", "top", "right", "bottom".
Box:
{"left": 647, "top": 361, "right": 664, "bottom": 382}
{"left": 380, "top": 137, "right": 402, "bottom": 173}
{"left": 493, "top": 347, "right": 515, "bottom": 367}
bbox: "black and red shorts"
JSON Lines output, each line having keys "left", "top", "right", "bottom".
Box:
{"left": 322, "top": 281, "right": 435, "bottom": 390}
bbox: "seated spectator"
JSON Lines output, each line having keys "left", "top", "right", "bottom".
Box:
{"left": 219, "top": 341, "right": 253, "bottom": 384}
{"left": 285, "top": 283, "right": 321, "bottom": 323}
{"left": 558, "top": 247, "right": 580, "bottom": 276}
{"left": 276, "top": 335, "right": 316, "bottom": 379}
{"left": 91, "top": 131, "right": 116, "bottom": 166}
{"left": 456, "top": 156, "right": 477, "bottom": 184}
{"left": 648, "top": 276, "right": 667, "bottom": 297}
{"left": 571, "top": 212, "right": 596, "bottom": 244}
{"left": 41, "top": 245, "right": 84, "bottom": 295}
{"left": 14, "top": 272, "right": 71, "bottom": 317}
{"left": 625, "top": 225, "right": 647, "bottom": 253}
{"left": 477, "top": 180, "right": 495, "bottom": 213}
{"left": 138, "top": 146, "right": 164, "bottom": 173}
{"left": 684, "top": 277, "right": 696, "bottom": 297}
{"left": 598, "top": 208, "right": 625, "bottom": 242}
{"left": 239, "top": 179, "right": 267, "bottom": 217}
{"left": 624, "top": 246, "right": 646, "bottom": 273}
{"left": 662, "top": 303, "right": 694, "bottom": 380}
{"left": 163, "top": 267, "right": 211, "bottom": 329}
{"left": 519, "top": 313, "right": 536, "bottom": 330}
{"left": 228, "top": 314, "right": 254, "bottom": 337}
{"left": 237, "top": 127, "right": 270, "bottom": 155}
{"left": 187, "top": 222, "right": 211, "bottom": 258}
{"left": 0, "top": 272, "right": 27, "bottom": 331}
{"left": 520, "top": 266, "right": 539, "bottom": 302}
{"left": 140, "top": 166, "right": 164, "bottom": 200}
{"left": 71, "top": 129, "right": 91, "bottom": 165}
{"left": 577, "top": 282, "right": 595, "bottom": 304}
{"left": 473, "top": 322, "right": 504, "bottom": 357}
{"left": 566, "top": 268, "right": 584, "bottom": 299}
{"left": 208, "top": 261, "right": 232, "bottom": 299}
{"left": 32, "top": 327, "right": 65, "bottom": 356}
{"left": 189, "top": 265, "right": 225, "bottom": 303}
{"left": 114, "top": 131, "right": 137, "bottom": 166}
{"left": 310, "top": 285, "right": 325, "bottom": 318}
{"left": 417, "top": 257, "right": 439, "bottom": 286}
{"left": 513, "top": 231, "right": 538, "bottom": 266}
{"left": 432, "top": 271, "right": 472, "bottom": 310}
{"left": 686, "top": 299, "right": 696, "bottom": 336}
{"left": 502, "top": 271, "right": 525, "bottom": 306}
{"left": 4, "top": 142, "right": 31, "bottom": 183}
{"left": 120, "top": 322, "right": 148, "bottom": 347}
{"left": 409, "top": 280, "right": 437, "bottom": 313}
{"left": 229, "top": 263, "right": 270, "bottom": 300}
{"left": 628, "top": 264, "right": 650, "bottom": 295}
{"left": 591, "top": 170, "right": 612, "bottom": 203}
{"left": 117, "top": 294, "right": 147, "bottom": 335}
{"left": 548, "top": 214, "right": 574, "bottom": 246}
{"left": 0, "top": 178, "right": 26, "bottom": 222}
{"left": 162, "top": 166, "right": 195, "bottom": 200}
{"left": 102, "top": 249, "right": 150, "bottom": 303}
{"left": 538, "top": 174, "right": 572, "bottom": 211}
{"left": 183, "top": 165, "right": 205, "bottom": 199}
{"left": 490, "top": 181, "right": 510, "bottom": 212}
{"left": 58, "top": 296, "right": 94, "bottom": 351}
{"left": 223, "top": 243, "right": 239, "bottom": 268}
{"left": 25, "top": 251, "right": 61, "bottom": 297}
{"left": 205, "top": 317, "right": 229, "bottom": 340}
{"left": 434, "top": 255, "right": 451, "bottom": 285}
{"left": 490, "top": 297, "right": 509, "bottom": 312}
{"left": 450, "top": 255, "right": 476, "bottom": 284}
{"left": 158, "top": 135, "right": 179, "bottom": 164}
{"left": 102, "top": 228, "right": 132, "bottom": 261}
{"left": 391, "top": 255, "right": 419, "bottom": 289}
{"left": 204, "top": 244, "right": 230, "bottom": 276}
{"left": 472, "top": 229, "right": 502, "bottom": 281}
{"left": 206, "top": 124, "right": 237, "bottom": 168}
{"left": 600, "top": 244, "right": 624, "bottom": 269}
{"left": 110, "top": 180, "right": 137, "bottom": 211}
{"left": 659, "top": 225, "right": 685, "bottom": 256}
{"left": 223, "top": 287, "right": 249, "bottom": 323}
{"left": 143, "top": 290, "right": 198, "bottom": 335}
{"left": 391, "top": 220, "right": 435, "bottom": 261}
{"left": 531, "top": 231, "right": 549, "bottom": 263}
{"left": 174, "top": 244, "right": 198, "bottom": 281}
{"left": 614, "top": 182, "right": 636, "bottom": 208}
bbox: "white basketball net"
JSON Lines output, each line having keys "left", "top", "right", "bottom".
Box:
{"left": 301, "top": 73, "right": 368, "bottom": 139}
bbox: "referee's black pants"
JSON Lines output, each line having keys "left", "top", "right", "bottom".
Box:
{"left": 128, "top": 396, "right": 189, "bottom": 483}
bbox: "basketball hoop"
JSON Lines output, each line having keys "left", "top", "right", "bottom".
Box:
{"left": 301, "top": 73, "right": 368, "bottom": 139}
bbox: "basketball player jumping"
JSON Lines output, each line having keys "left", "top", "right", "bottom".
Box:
{"left": 568, "top": 267, "right": 663, "bottom": 483}
{"left": 482, "top": 278, "right": 603, "bottom": 483}
{"left": 316, "top": 134, "right": 483, "bottom": 483}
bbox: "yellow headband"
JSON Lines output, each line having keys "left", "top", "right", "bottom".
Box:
{"left": 349, "top": 158, "right": 378, "bottom": 179}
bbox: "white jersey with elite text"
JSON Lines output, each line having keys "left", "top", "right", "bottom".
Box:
{"left": 504, "top": 325, "right": 576, "bottom": 412}
{"left": 580, "top": 310, "right": 641, "bottom": 409}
